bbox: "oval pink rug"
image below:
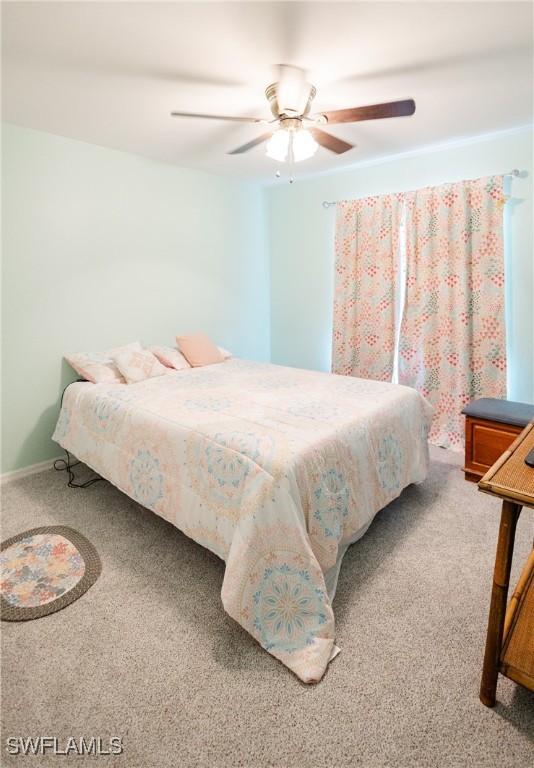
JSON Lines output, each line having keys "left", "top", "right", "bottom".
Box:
{"left": 1, "top": 526, "right": 101, "bottom": 621}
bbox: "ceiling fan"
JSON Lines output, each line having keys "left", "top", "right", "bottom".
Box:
{"left": 171, "top": 65, "right": 415, "bottom": 166}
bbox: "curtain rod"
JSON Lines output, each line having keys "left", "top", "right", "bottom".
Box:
{"left": 321, "top": 169, "right": 523, "bottom": 208}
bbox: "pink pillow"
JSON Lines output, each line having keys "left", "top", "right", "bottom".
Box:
{"left": 150, "top": 346, "right": 191, "bottom": 370}
{"left": 176, "top": 333, "right": 225, "bottom": 367}
{"left": 113, "top": 348, "right": 169, "bottom": 384}
{"left": 65, "top": 342, "right": 142, "bottom": 384}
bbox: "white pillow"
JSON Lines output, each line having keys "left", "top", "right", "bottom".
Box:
{"left": 150, "top": 345, "right": 191, "bottom": 370}
{"left": 218, "top": 346, "right": 232, "bottom": 360}
{"left": 113, "top": 348, "right": 169, "bottom": 384}
{"left": 107, "top": 342, "right": 143, "bottom": 358}
{"left": 65, "top": 342, "right": 142, "bottom": 384}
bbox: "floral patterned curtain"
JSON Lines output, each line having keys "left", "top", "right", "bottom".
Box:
{"left": 398, "top": 176, "right": 506, "bottom": 448}
{"left": 332, "top": 194, "right": 404, "bottom": 380}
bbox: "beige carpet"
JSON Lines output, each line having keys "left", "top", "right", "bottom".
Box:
{"left": 1, "top": 447, "right": 533, "bottom": 767}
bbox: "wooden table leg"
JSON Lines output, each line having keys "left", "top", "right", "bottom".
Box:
{"left": 480, "top": 500, "right": 522, "bottom": 707}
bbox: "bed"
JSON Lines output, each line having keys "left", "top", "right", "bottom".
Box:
{"left": 53, "top": 357, "right": 432, "bottom": 682}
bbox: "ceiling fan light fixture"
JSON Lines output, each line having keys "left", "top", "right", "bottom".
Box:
{"left": 292, "top": 129, "right": 319, "bottom": 162}
{"left": 265, "top": 129, "right": 290, "bottom": 162}
{"left": 265, "top": 127, "right": 318, "bottom": 163}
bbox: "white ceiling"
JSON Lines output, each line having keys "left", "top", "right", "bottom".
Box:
{"left": 2, "top": 1, "right": 533, "bottom": 182}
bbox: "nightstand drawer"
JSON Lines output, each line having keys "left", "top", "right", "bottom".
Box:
{"left": 472, "top": 422, "right": 522, "bottom": 466}
{"left": 464, "top": 417, "right": 522, "bottom": 482}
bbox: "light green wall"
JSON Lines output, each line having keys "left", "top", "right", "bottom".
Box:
{"left": 2, "top": 124, "right": 270, "bottom": 473}
{"left": 266, "top": 127, "right": 534, "bottom": 404}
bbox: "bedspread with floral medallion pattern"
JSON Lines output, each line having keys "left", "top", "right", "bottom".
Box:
{"left": 53, "top": 358, "right": 432, "bottom": 682}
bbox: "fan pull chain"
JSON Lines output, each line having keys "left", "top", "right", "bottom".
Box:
{"left": 288, "top": 132, "right": 295, "bottom": 184}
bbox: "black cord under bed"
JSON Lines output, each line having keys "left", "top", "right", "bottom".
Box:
{"left": 54, "top": 450, "right": 105, "bottom": 489}
{"left": 54, "top": 380, "right": 105, "bottom": 489}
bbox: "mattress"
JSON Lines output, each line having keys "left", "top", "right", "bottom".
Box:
{"left": 53, "top": 358, "right": 432, "bottom": 682}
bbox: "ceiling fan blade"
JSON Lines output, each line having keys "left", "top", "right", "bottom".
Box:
{"left": 227, "top": 132, "right": 272, "bottom": 155}
{"left": 311, "top": 129, "right": 354, "bottom": 155}
{"left": 170, "top": 111, "right": 266, "bottom": 124}
{"left": 276, "top": 64, "right": 312, "bottom": 115}
{"left": 319, "top": 99, "right": 416, "bottom": 125}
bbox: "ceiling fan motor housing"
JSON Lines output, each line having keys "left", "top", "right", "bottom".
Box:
{"left": 279, "top": 117, "right": 303, "bottom": 132}
{"left": 265, "top": 82, "right": 317, "bottom": 119}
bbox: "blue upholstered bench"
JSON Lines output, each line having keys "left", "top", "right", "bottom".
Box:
{"left": 462, "top": 398, "right": 534, "bottom": 481}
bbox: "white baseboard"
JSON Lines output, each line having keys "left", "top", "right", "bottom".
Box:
{"left": 1, "top": 456, "right": 63, "bottom": 485}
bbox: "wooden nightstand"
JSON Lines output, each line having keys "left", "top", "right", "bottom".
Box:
{"left": 478, "top": 420, "right": 534, "bottom": 707}
{"left": 462, "top": 398, "right": 534, "bottom": 482}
